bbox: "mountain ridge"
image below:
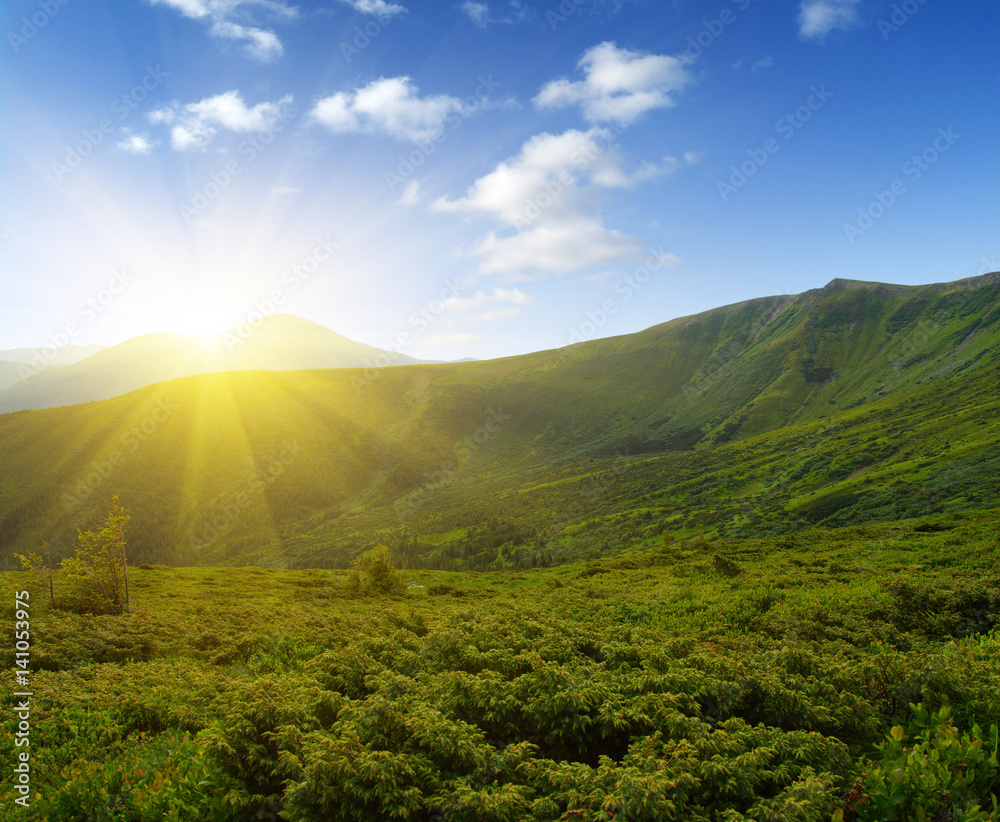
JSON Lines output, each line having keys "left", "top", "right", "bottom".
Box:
{"left": 1, "top": 271, "right": 997, "bottom": 569}
{"left": 0, "top": 313, "right": 425, "bottom": 412}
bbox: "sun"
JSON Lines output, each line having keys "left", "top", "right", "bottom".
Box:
{"left": 196, "top": 330, "right": 228, "bottom": 355}
{"left": 174, "top": 307, "right": 235, "bottom": 338}
{"left": 168, "top": 307, "right": 235, "bottom": 356}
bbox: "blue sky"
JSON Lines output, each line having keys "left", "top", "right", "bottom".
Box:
{"left": 2, "top": 0, "right": 998, "bottom": 360}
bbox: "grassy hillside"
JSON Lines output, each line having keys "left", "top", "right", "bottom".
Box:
{"left": 0, "top": 274, "right": 998, "bottom": 570}
{"left": 2, "top": 511, "right": 997, "bottom": 820}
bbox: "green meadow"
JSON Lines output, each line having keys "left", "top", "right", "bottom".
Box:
{"left": 2, "top": 510, "right": 998, "bottom": 819}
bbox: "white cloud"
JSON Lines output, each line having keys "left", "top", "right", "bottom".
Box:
{"left": 460, "top": 1, "right": 532, "bottom": 28}
{"left": 434, "top": 130, "right": 594, "bottom": 226}
{"left": 471, "top": 218, "right": 647, "bottom": 277}
{"left": 149, "top": 90, "right": 292, "bottom": 150}
{"left": 310, "top": 77, "right": 469, "bottom": 143}
{"left": 434, "top": 127, "right": 682, "bottom": 278}
{"left": 149, "top": 0, "right": 209, "bottom": 17}
{"left": 341, "top": 0, "right": 406, "bottom": 17}
{"left": 493, "top": 287, "right": 534, "bottom": 305}
{"left": 683, "top": 150, "right": 703, "bottom": 165}
{"left": 117, "top": 133, "right": 155, "bottom": 154}
{"left": 434, "top": 128, "right": 664, "bottom": 228}
{"left": 798, "top": 0, "right": 862, "bottom": 39}
{"left": 442, "top": 287, "right": 536, "bottom": 312}
{"left": 478, "top": 307, "right": 521, "bottom": 320}
{"left": 752, "top": 56, "right": 774, "bottom": 71}
{"left": 271, "top": 184, "right": 301, "bottom": 195}
{"left": 148, "top": 0, "right": 297, "bottom": 61}
{"left": 395, "top": 179, "right": 422, "bottom": 206}
{"left": 535, "top": 41, "right": 692, "bottom": 125}
{"left": 461, "top": 1, "right": 491, "bottom": 27}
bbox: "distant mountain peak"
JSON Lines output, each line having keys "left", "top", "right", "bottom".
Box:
{"left": 0, "top": 315, "right": 421, "bottom": 412}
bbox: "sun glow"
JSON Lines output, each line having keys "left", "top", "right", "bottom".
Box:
{"left": 197, "top": 331, "right": 228, "bottom": 355}
{"left": 173, "top": 307, "right": 236, "bottom": 337}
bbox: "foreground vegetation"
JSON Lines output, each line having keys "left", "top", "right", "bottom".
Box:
{"left": 3, "top": 509, "right": 998, "bottom": 820}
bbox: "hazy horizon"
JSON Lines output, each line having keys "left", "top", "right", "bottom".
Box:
{"left": 4, "top": 269, "right": 1000, "bottom": 363}
{"left": 2, "top": 0, "right": 997, "bottom": 361}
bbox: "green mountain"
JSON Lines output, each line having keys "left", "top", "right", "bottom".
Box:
{"left": 0, "top": 343, "right": 106, "bottom": 390}
{"left": 0, "top": 343, "right": 106, "bottom": 367}
{"left": 1, "top": 273, "right": 997, "bottom": 570}
{"left": 0, "top": 313, "right": 421, "bottom": 412}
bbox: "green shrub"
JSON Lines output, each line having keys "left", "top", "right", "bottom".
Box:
{"left": 344, "top": 545, "right": 407, "bottom": 595}
{"left": 854, "top": 703, "right": 999, "bottom": 821}
{"left": 60, "top": 496, "right": 133, "bottom": 614}
{"left": 713, "top": 554, "right": 741, "bottom": 577}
